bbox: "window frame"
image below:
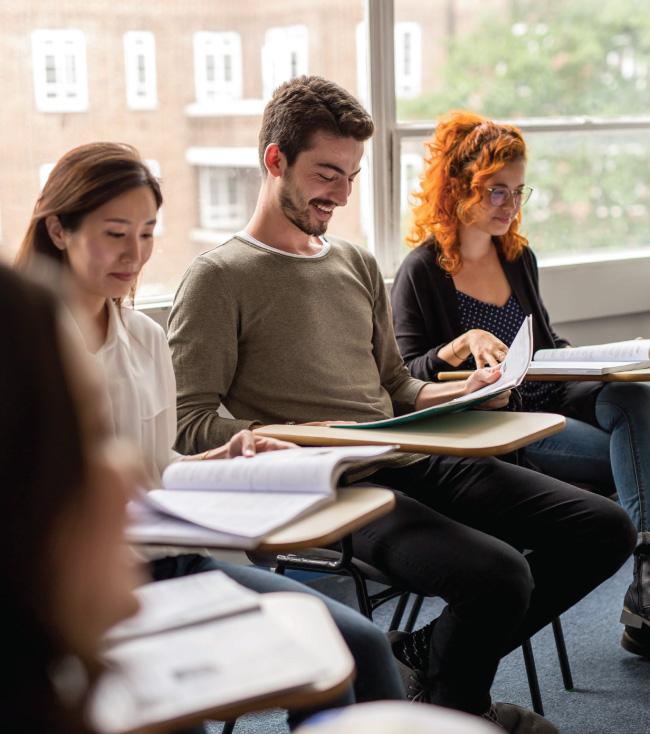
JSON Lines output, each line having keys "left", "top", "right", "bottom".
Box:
{"left": 362, "top": 1, "right": 650, "bottom": 277}
{"left": 31, "top": 29, "right": 88, "bottom": 113}
{"left": 193, "top": 31, "right": 244, "bottom": 106}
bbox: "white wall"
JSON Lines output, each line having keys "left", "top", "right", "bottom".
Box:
{"left": 538, "top": 253, "right": 650, "bottom": 344}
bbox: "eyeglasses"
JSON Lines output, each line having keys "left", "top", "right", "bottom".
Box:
{"left": 485, "top": 185, "right": 533, "bottom": 208}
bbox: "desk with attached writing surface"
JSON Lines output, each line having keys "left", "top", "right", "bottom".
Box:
{"left": 437, "top": 368, "right": 650, "bottom": 382}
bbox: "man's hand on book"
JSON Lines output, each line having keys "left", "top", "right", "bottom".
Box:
{"left": 464, "top": 366, "right": 511, "bottom": 410}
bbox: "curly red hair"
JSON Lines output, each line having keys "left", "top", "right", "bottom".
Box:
{"left": 406, "top": 111, "right": 528, "bottom": 274}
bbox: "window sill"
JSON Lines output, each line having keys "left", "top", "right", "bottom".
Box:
{"left": 138, "top": 249, "right": 650, "bottom": 328}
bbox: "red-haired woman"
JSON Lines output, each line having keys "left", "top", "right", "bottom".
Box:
{"left": 391, "top": 110, "right": 650, "bottom": 656}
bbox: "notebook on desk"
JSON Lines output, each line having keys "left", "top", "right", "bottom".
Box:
{"left": 127, "top": 445, "right": 394, "bottom": 548}
{"left": 91, "top": 572, "right": 332, "bottom": 733}
{"left": 530, "top": 338, "right": 650, "bottom": 376}
{"left": 528, "top": 360, "right": 650, "bottom": 376}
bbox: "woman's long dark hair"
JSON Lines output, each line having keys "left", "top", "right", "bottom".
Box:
{"left": 1, "top": 265, "right": 93, "bottom": 732}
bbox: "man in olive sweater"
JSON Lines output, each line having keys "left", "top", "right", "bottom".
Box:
{"left": 169, "top": 76, "right": 634, "bottom": 732}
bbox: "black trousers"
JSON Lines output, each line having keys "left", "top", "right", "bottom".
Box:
{"left": 351, "top": 454, "right": 636, "bottom": 715}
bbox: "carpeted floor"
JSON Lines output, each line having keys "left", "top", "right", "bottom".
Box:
{"left": 208, "top": 557, "right": 650, "bottom": 733}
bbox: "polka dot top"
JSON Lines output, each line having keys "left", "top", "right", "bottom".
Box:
{"left": 455, "top": 290, "right": 563, "bottom": 411}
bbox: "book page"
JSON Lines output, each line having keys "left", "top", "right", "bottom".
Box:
{"left": 528, "top": 360, "right": 650, "bottom": 375}
{"left": 106, "top": 571, "right": 260, "bottom": 643}
{"left": 144, "top": 488, "right": 330, "bottom": 539}
{"left": 126, "top": 499, "right": 259, "bottom": 549}
{"left": 91, "top": 610, "right": 326, "bottom": 734}
{"left": 535, "top": 339, "right": 650, "bottom": 363}
{"left": 161, "top": 445, "right": 393, "bottom": 495}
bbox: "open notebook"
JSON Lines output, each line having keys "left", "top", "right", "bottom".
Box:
{"left": 530, "top": 339, "right": 650, "bottom": 376}
{"left": 90, "top": 571, "right": 331, "bottom": 733}
{"left": 127, "top": 445, "right": 394, "bottom": 548}
{"left": 337, "top": 315, "right": 533, "bottom": 429}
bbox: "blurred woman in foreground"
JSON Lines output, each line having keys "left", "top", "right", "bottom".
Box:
{"left": 2, "top": 265, "right": 141, "bottom": 731}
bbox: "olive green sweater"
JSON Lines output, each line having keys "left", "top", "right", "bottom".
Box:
{"left": 169, "top": 234, "right": 427, "bottom": 457}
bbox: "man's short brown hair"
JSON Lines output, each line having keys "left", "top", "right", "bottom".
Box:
{"left": 258, "top": 75, "right": 374, "bottom": 172}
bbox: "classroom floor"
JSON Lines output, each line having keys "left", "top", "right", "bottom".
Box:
{"left": 208, "top": 557, "right": 650, "bottom": 733}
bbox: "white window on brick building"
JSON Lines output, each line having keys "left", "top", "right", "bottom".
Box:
{"left": 400, "top": 152, "right": 423, "bottom": 210}
{"left": 145, "top": 159, "right": 164, "bottom": 235}
{"left": 124, "top": 31, "right": 157, "bottom": 110}
{"left": 193, "top": 32, "right": 243, "bottom": 104}
{"left": 261, "top": 25, "right": 308, "bottom": 100}
{"left": 199, "top": 166, "right": 248, "bottom": 231}
{"left": 187, "top": 147, "right": 259, "bottom": 243}
{"left": 31, "top": 29, "right": 88, "bottom": 112}
{"left": 395, "top": 22, "right": 421, "bottom": 99}
{"left": 38, "top": 162, "right": 55, "bottom": 189}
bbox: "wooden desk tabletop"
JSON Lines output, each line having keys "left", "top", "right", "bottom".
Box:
{"left": 258, "top": 486, "right": 394, "bottom": 551}
{"left": 137, "top": 487, "right": 395, "bottom": 554}
{"left": 94, "top": 593, "right": 354, "bottom": 734}
{"left": 438, "top": 368, "right": 650, "bottom": 382}
{"left": 179, "top": 593, "right": 355, "bottom": 727}
{"left": 255, "top": 410, "right": 565, "bottom": 457}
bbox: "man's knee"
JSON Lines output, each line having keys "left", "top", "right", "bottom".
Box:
{"left": 596, "top": 498, "right": 637, "bottom": 560}
{"left": 464, "top": 542, "right": 534, "bottom": 613}
{"left": 574, "top": 493, "right": 637, "bottom": 568}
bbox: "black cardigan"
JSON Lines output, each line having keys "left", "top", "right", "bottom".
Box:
{"left": 391, "top": 241, "right": 601, "bottom": 423}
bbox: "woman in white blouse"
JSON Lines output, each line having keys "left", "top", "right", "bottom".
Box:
{"left": 15, "top": 142, "right": 406, "bottom": 713}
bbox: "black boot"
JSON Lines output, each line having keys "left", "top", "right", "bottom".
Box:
{"left": 620, "top": 532, "right": 650, "bottom": 657}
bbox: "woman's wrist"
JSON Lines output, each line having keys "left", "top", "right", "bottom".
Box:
{"left": 451, "top": 333, "right": 470, "bottom": 362}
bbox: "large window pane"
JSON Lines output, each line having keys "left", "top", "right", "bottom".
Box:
{"left": 395, "top": 0, "right": 650, "bottom": 121}
{"left": 400, "top": 130, "right": 650, "bottom": 263}
{"left": 0, "top": 0, "right": 367, "bottom": 299}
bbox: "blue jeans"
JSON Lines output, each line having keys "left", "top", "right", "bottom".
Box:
{"left": 150, "top": 555, "right": 405, "bottom": 713}
{"left": 526, "top": 381, "right": 650, "bottom": 532}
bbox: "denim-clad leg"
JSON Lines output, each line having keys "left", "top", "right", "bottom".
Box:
{"left": 594, "top": 382, "right": 650, "bottom": 532}
{"left": 526, "top": 381, "right": 650, "bottom": 532}
{"left": 525, "top": 417, "right": 614, "bottom": 489}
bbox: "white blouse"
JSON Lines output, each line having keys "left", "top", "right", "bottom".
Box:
{"left": 95, "top": 300, "right": 179, "bottom": 487}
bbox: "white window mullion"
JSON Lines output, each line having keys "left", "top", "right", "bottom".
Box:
{"left": 364, "top": 0, "right": 398, "bottom": 274}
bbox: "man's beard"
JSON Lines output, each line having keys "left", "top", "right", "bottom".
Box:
{"left": 279, "top": 176, "right": 329, "bottom": 237}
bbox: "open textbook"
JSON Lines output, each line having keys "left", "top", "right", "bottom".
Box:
{"left": 90, "top": 572, "right": 331, "bottom": 733}
{"left": 530, "top": 339, "right": 650, "bottom": 376}
{"left": 127, "top": 445, "right": 394, "bottom": 548}
{"left": 337, "top": 315, "right": 533, "bottom": 429}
